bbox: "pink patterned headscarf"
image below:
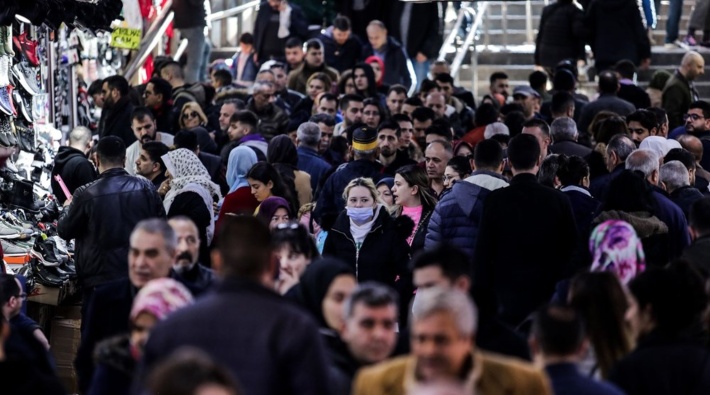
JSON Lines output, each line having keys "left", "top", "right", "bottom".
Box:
{"left": 130, "top": 278, "right": 194, "bottom": 321}
{"left": 589, "top": 220, "right": 646, "bottom": 284}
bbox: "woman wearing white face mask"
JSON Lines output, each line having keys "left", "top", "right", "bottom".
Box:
{"left": 323, "top": 177, "right": 411, "bottom": 288}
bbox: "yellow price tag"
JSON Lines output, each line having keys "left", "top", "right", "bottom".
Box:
{"left": 110, "top": 28, "right": 142, "bottom": 50}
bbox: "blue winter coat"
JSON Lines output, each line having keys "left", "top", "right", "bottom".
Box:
{"left": 425, "top": 180, "right": 490, "bottom": 259}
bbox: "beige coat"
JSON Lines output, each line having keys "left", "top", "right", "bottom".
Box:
{"left": 352, "top": 351, "right": 552, "bottom": 395}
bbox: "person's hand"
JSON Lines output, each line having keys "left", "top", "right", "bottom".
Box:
{"left": 415, "top": 52, "right": 427, "bottom": 63}
{"left": 640, "top": 58, "right": 651, "bottom": 70}
{"left": 63, "top": 197, "right": 73, "bottom": 207}
{"left": 277, "top": 266, "right": 299, "bottom": 294}
{"left": 158, "top": 179, "right": 171, "bottom": 196}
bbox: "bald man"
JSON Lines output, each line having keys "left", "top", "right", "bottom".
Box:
{"left": 663, "top": 51, "right": 705, "bottom": 129}
{"left": 51, "top": 127, "right": 98, "bottom": 204}
{"left": 362, "top": 20, "right": 413, "bottom": 90}
{"left": 678, "top": 134, "right": 710, "bottom": 191}
{"left": 425, "top": 92, "right": 447, "bottom": 119}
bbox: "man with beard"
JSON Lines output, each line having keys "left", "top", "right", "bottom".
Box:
{"left": 425, "top": 140, "right": 453, "bottom": 198}
{"left": 334, "top": 94, "right": 364, "bottom": 136}
{"left": 98, "top": 75, "right": 136, "bottom": 146}
{"left": 261, "top": 60, "right": 305, "bottom": 115}
{"left": 683, "top": 101, "right": 710, "bottom": 170}
{"left": 353, "top": 288, "right": 551, "bottom": 395}
{"left": 378, "top": 121, "right": 415, "bottom": 176}
{"left": 216, "top": 99, "right": 245, "bottom": 151}
{"left": 135, "top": 142, "right": 170, "bottom": 189}
{"left": 125, "top": 108, "right": 175, "bottom": 176}
{"left": 168, "top": 216, "right": 215, "bottom": 296}
{"left": 142, "top": 77, "right": 174, "bottom": 133}
{"left": 329, "top": 283, "right": 399, "bottom": 394}
{"left": 287, "top": 38, "right": 340, "bottom": 95}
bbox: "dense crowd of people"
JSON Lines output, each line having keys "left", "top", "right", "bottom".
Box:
{"left": 3, "top": 0, "right": 710, "bottom": 394}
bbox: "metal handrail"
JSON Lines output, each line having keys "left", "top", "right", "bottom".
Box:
{"left": 207, "top": 0, "right": 260, "bottom": 23}
{"left": 124, "top": 11, "right": 175, "bottom": 81}
{"left": 437, "top": 2, "right": 474, "bottom": 63}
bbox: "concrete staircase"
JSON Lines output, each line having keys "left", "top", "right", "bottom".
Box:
{"left": 451, "top": 0, "right": 710, "bottom": 101}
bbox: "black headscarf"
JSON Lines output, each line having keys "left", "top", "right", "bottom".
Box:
{"left": 293, "top": 257, "right": 354, "bottom": 329}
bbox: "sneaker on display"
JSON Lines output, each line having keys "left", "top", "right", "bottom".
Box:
{"left": 0, "top": 115, "right": 12, "bottom": 147}
{"left": 12, "top": 61, "right": 39, "bottom": 95}
{"left": 13, "top": 88, "right": 32, "bottom": 122}
{"left": 12, "top": 30, "right": 38, "bottom": 67}
{"left": 0, "top": 56, "right": 9, "bottom": 88}
{"left": 0, "top": 86, "right": 13, "bottom": 116}
{"left": 2, "top": 26, "right": 13, "bottom": 57}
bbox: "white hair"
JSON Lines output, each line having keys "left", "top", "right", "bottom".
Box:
{"left": 296, "top": 122, "right": 321, "bottom": 147}
{"left": 626, "top": 149, "right": 659, "bottom": 178}
{"left": 410, "top": 287, "right": 477, "bottom": 337}
{"left": 550, "top": 117, "right": 578, "bottom": 142}
{"left": 483, "top": 122, "right": 510, "bottom": 140}
{"left": 660, "top": 160, "right": 690, "bottom": 192}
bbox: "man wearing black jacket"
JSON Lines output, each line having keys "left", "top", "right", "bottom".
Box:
{"left": 320, "top": 16, "right": 363, "bottom": 73}
{"left": 51, "top": 126, "right": 97, "bottom": 204}
{"left": 361, "top": 21, "right": 414, "bottom": 91}
{"left": 98, "top": 75, "right": 136, "bottom": 146}
{"left": 57, "top": 136, "right": 166, "bottom": 347}
{"left": 473, "top": 134, "right": 578, "bottom": 328}
{"left": 136, "top": 216, "right": 331, "bottom": 395}
{"left": 388, "top": 2, "right": 444, "bottom": 90}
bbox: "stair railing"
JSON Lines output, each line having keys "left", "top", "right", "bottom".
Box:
{"left": 124, "top": 0, "right": 174, "bottom": 82}
{"left": 438, "top": 2, "right": 489, "bottom": 100}
{"left": 124, "top": 0, "right": 260, "bottom": 83}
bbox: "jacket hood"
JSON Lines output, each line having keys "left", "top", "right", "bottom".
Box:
{"left": 450, "top": 181, "right": 489, "bottom": 216}
{"left": 594, "top": 210, "right": 669, "bottom": 239}
{"left": 465, "top": 171, "right": 509, "bottom": 191}
{"left": 55, "top": 146, "right": 88, "bottom": 167}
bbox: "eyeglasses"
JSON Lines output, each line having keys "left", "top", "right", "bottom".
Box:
{"left": 275, "top": 222, "right": 301, "bottom": 230}
{"left": 182, "top": 111, "right": 199, "bottom": 120}
{"left": 684, "top": 113, "right": 705, "bottom": 121}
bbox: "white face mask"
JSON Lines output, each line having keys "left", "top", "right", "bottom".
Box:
{"left": 347, "top": 206, "right": 374, "bottom": 223}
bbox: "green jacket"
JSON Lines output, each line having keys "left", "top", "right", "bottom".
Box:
{"left": 662, "top": 71, "right": 694, "bottom": 130}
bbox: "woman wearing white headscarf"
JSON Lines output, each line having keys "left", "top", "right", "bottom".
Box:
{"left": 159, "top": 148, "right": 222, "bottom": 265}
{"left": 216, "top": 146, "right": 260, "bottom": 227}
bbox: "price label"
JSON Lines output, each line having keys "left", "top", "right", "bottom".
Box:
{"left": 110, "top": 28, "right": 142, "bottom": 50}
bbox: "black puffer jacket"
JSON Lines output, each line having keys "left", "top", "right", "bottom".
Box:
{"left": 534, "top": 0, "right": 586, "bottom": 67}
{"left": 57, "top": 168, "right": 166, "bottom": 288}
{"left": 323, "top": 206, "right": 411, "bottom": 287}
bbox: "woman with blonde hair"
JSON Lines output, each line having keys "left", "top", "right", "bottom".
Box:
{"left": 178, "top": 101, "right": 218, "bottom": 154}
{"left": 323, "top": 177, "right": 410, "bottom": 287}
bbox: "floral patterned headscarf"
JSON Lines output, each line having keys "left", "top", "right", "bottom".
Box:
{"left": 589, "top": 220, "right": 646, "bottom": 284}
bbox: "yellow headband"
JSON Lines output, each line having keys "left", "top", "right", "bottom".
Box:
{"left": 352, "top": 140, "right": 378, "bottom": 151}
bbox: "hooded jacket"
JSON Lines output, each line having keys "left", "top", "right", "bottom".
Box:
{"left": 51, "top": 146, "right": 98, "bottom": 204}
{"left": 425, "top": 180, "right": 491, "bottom": 258}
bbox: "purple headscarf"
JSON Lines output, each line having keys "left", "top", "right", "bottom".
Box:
{"left": 589, "top": 220, "right": 646, "bottom": 284}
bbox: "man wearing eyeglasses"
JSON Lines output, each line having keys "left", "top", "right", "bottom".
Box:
{"left": 684, "top": 101, "right": 710, "bottom": 171}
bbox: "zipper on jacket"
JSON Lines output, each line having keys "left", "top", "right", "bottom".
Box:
{"left": 331, "top": 223, "right": 383, "bottom": 281}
